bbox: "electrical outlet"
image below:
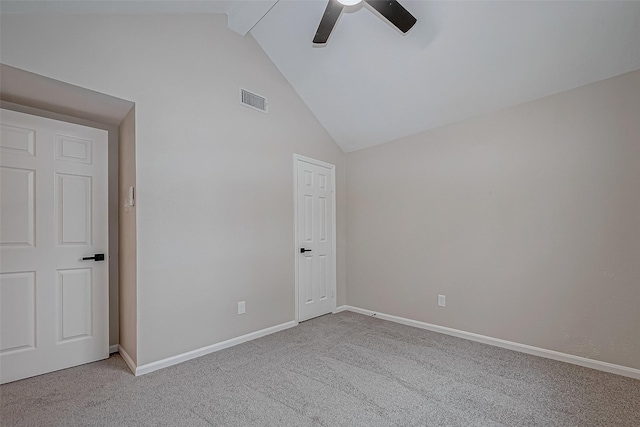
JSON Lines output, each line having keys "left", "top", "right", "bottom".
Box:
{"left": 237, "top": 301, "right": 246, "bottom": 315}
{"left": 438, "top": 295, "right": 446, "bottom": 307}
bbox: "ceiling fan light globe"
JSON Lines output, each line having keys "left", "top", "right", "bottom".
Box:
{"left": 336, "top": 0, "right": 362, "bottom": 6}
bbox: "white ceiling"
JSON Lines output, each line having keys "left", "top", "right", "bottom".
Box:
{"left": 0, "top": 1, "right": 232, "bottom": 14}
{"left": 2, "top": 1, "right": 640, "bottom": 152}
{"left": 251, "top": 1, "right": 640, "bottom": 152}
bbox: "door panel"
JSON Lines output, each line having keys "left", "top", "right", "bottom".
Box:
{"left": 58, "top": 268, "right": 93, "bottom": 341}
{"left": 0, "top": 109, "right": 108, "bottom": 384}
{"left": 56, "top": 173, "right": 92, "bottom": 245}
{"left": 0, "top": 124, "right": 35, "bottom": 156}
{"left": 0, "top": 271, "right": 36, "bottom": 354}
{"left": 0, "top": 167, "right": 35, "bottom": 246}
{"left": 296, "top": 157, "right": 335, "bottom": 322}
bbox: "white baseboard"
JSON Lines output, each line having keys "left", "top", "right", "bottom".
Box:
{"left": 109, "top": 344, "right": 119, "bottom": 354}
{"left": 118, "top": 345, "right": 137, "bottom": 375}
{"left": 135, "top": 320, "right": 298, "bottom": 377}
{"left": 339, "top": 305, "right": 640, "bottom": 380}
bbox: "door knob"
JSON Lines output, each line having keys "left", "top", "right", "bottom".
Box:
{"left": 300, "top": 248, "right": 312, "bottom": 253}
{"left": 82, "top": 254, "right": 105, "bottom": 261}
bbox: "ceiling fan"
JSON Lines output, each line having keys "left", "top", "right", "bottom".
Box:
{"left": 313, "top": 0, "right": 417, "bottom": 45}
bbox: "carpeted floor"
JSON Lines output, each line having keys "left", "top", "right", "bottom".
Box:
{"left": 1, "top": 311, "right": 639, "bottom": 426}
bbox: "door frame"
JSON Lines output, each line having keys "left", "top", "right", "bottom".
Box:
{"left": 293, "top": 154, "right": 337, "bottom": 323}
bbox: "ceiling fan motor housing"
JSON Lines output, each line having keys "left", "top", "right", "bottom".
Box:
{"left": 313, "top": 0, "right": 417, "bottom": 45}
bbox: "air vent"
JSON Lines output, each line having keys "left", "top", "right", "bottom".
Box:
{"left": 240, "top": 88, "right": 268, "bottom": 113}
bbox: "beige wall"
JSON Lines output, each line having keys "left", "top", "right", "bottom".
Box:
{"left": 346, "top": 70, "right": 640, "bottom": 370}
{"left": 118, "top": 106, "right": 137, "bottom": 363}
{"left": 0, "top": 14, "right": 345, "bottom": 365}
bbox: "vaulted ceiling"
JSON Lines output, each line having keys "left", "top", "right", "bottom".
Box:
{"left": 3, "top": 0, "right": 640, "bottom": 152}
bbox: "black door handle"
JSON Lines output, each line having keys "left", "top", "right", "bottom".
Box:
{"left": 82, "top": 254, "right": 105, "bottom": 261}
{"left": 300, "top": 248, "right": 312, "bottom": 253}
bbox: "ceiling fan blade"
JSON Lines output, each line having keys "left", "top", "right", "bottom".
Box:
{"left": 313, "top": 0, "right": 344, "bottom": 44}
{"left": 365, "top": 0, "right": 417, "bottom": 33}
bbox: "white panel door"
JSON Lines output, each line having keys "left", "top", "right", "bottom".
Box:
{"left": 296, "top": 156, "right": 335, "bottom": 322}
{"left": 0, "top": 109, "right": 109, "bottom": 384}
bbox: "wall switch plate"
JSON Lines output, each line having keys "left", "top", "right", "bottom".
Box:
{"left": 438, "top": 295, "right": 446, "bottom": 307}
{"left": 237, "top": 301, "right": 246, "bottom": 315}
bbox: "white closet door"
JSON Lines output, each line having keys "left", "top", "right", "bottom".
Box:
{"left": 1, "top": 109, "right": 109, "bottom": 384}
{"left": 296, "top": 156, "right": 336, "bottom": 322}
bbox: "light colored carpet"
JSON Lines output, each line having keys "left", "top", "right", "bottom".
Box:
{"left": 1, "top": 311, "right": 639, "bottom": 426}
